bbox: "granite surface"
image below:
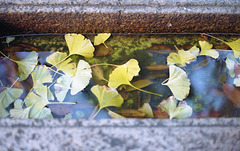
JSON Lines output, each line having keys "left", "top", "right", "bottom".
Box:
{"left": 0, "top": 118, "right": 240, "bottom": 151}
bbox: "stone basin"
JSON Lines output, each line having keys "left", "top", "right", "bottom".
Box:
{"left": 0, "top": 0, "right": 240, "bottom": 150}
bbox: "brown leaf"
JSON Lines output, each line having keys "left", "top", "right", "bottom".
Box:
{"left": 234, "top": 63, "right": 240, "bottom": 77}
{"left": 17, "top": 43, "right": 41, "bottom": 51}
{"left": 47, "top": 104, "right": 73, "bottom": 116}
{"left": 125, "top": 79, "right": 153, "bottom": 92}
{"left": 3, "top": 46, "right": 24, "bottom": 52}
{"left": 196, "top": 111, "right": 220, "bottom": 118}
{"left": 92, "top": 66, "right": 107, "bottom": 84}
{"left": 145, "top": 65, "right": 169, "bottom": 71}
{"left": 213, "top": 44, "right": 229, "bottom": 50}
{"left": 94, "top": 44, "right": 113, "bottom": 57}
{"left": 222, "top": 83, "right": 240, "bottom": 108}
{"left": 116, "top": 109, "right": 146, "bottom": 118}
{"left": 153, "top": 105, "right": 169, "bottom": 119}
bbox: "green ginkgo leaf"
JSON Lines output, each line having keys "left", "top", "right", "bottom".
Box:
{"left": 31, "top": 65, "right": 52, "bottom": 87}
{"left": 10, "top": 99, "right": 30, "bottom": 118}
{"left": 65, "top": 33, "right": 95, "bottom": 58}
{"left": 94, "top": 33, "right": 111, "bottom": 47}
{"left": 71, "top": 60, "right": 92, "bottom": 95}
{"left": 162, "top": 65, "right": 190, "bottom": 100}
{"left": 199, "top": 40, "right": 219, "bottom": 59}
{"left": 0, "top": 87, "right": 23, "bottom": 118}
{"left": 46, "top": 52, "right": 76, "bottom": 77}
{"left": 14, "top": 51, "right": 38, "bottom": 81}
{"left": 159, "top": 96, "right": 192, "bottom": 119}
{"left": 91, "top": 85, "right": 124, "bottom": 110}
{"left": 108, "top": 59, "right": 140, "bottom": 88}
{"left": 54, "top": 75, "right": 73, "bottom": 102}
{"left": 167, "top": 46, "right": 199, "bottom": 67}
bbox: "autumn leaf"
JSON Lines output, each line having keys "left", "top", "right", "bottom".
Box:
{"left": 225, "top": 39, "right": 240, "bottom": 58}
{"left": 108, "top": 110, "right": 125, "bottom": 118}
{"left": 10, "top": 99, "right": 30, "bottom": 118}
{"left": 222, "top": 83, "right": 240, "bottom": 108}
{"left": 54, "top": 75, "right": 73, "bottom": 102}
{"left": 199, "top": 40, "right": 219, "bottom": 59}
{"left": 94, "top": 33, "right": 111, "bottom": 47}
{"left": 125, "top": 79, "right": 153, "bottom": 92}
{"left": 65, "top": 33, "right": 95, "bottom": 58}
{"left": 31, "top": 65, "right": 52, "bottom": 87}
{"left": 162, "top": 65, "right": 190, "bottom": 100}
{"left": 138, "top": 103, "right": 154, "bottom": 117}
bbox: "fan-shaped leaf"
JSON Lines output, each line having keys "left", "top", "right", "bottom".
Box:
{"left": 138, "top": 103, "right": 154, "bottom": 117}
{"left": 94, "top": 33, "right": 111, "bottom": 46}
{"left": 71, "top": 60, "right": 92, "bottom": 95}
{"left": 226, "top": 39, "right": 240, "bottom": 58}
{"left": 14, "top": 51, "right": 38, "bottom": 81}
{"left": 91, "top": 85, "right": 124, "bottom": 110}
{"left": 31, "top": 65, "right": 52, "bottom": 87}
{"left": 162, "top": 65, "right": 190, "bottom": 100}
{"left": 65, "top": 33, "right": 95, "bottom": 58}
{"left": 38, "top": 107, "right": 53, "bottom": 119}
{"left": 54, "top": 75, "right": 73, "bottom": 102}
{"left": 199, "top": 40, "right": 219, "bottom": 59}
{"left": 46, "top": 52, "right": 76, "bottom": 77}
{"left": 226, "top": 54, "right": 237, "bottom": 78}
{"left": 10, "top": 99, "right": 30, "bottom": 118}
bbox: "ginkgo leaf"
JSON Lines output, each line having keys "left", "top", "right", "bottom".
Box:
{"left": 225, "top": 39, "right": 240, "bottom": 58}
{"left": 10, "top": 99, "right": 30, "bottom": 118}
{"left": 167, "top": 47, "right": 198, "bottom": 67}
{"left": 108, "top": 110, "right": 125, "bottom": 118}
{"left": 31, "top": 65, "right": 52, "bottom": 87}
{"left": 189, "top": 46, "right": 200, "bottom": 57}
{"left": 159, "top": 96, "right": 192, "bottom": 119}
{"left": 108, "top": 59, "right": 140, "bottom": 88}
{"left": 71, "top": 60, "right": 92, "bottom": 95}
{"left": 91, "top": 85, "right": 124, "bottom": 110}
{"left": 199, "top": 40, "right": 219, "bottom": 59}
{"left": 14, "top": 51, "right": 38, "bottom": 81}
{"left": 94, "top": 33, "right": 111, "bottom": 47}
{"left": 234, "top": 75, "right": 240, "bottom": 87}
{"left": 64, "top": 113, "right": 72, "bottom": 119}
{"left": 162, "top": 65, "right": 190, "bottom": 100}
{"left": 46, "top": 52, "right": 76, "bottom": 77}
{"left": 38, "top": 107, "right": 53, "bottom": 119}
{"left": 65, "top": 33, "right": 95, "bottom": 58}
{"left": 138, "top": 103, "right": 154, "bottom": 117}
{"left": 54, "top": 75, "right": 73, "bottom": 102}
{"left": 6, "top": 37, "right": 15, "bottom": 46}
{"left": 226, "top": 54, "right": 238, "bottom": 78}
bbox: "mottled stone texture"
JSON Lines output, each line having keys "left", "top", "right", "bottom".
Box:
{"left": 0, "top": 118, "right": 240, "bottom": 151}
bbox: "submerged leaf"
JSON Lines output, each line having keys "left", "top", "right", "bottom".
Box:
{"left": 115, "top": 109, "right": 145, "bottom": 118}
{"left": 54, "top": 75, "right": 73, "bottom": 102}
{"left": 159, "top": 96, "right": 192, "bottom": 119}
{"left": 94, "top": 33, "right": 111, "bottom": 46}
{"left": 6, "top": 37, "right": 15, "bottom": 46}
{"left": 108, "top": 59, "right": 140, "bottom": 88}
{"left": 91, "top": 85, "right": 124, "bottom": 110}
{"left": 108, "top": 110, "right": 125, "bottom": 119}
{"left": 0, "top": 87, "right": 23, "bottom": 117}
{"left": 46, "top": 52, "right": 76, "bottom": 77}
{"left": 138, "top": 103, "right": 154, "bottom": 118}
{"left": 31, "top": 65, "right": 52, "bottom": 87}
{"left": 199, "top": 40, "right": 219, "bottom": 59}
{"left": 10, "top": 99, "right": 30, "bottom": 118}
{"left": 222, "top": 83, "right": 240, "bottom": 108}
{"left": 14, "top": 51, "right": 38, "bottom": 81}
{"left": 71, "top": 60, "right": 92, "bottom": 95}
{"left": 65, "top": 33, "right": 95, "bottom": 58}
{"left": 167, "top": 47, "right": 198, "bottom": 67}
{"left": 162, "top": 65, "right": 190, "bottom": 100}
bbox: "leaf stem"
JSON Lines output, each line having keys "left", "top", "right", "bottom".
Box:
{"left": 130, "top": 84, "right": 163, "bottom": 97}
{"left": 90, "top": 108, "right": 101, "bottom": 120}
{"left": 202, "top": 33, "right": 227, "bottom": 44}
{"left": 0, "top": 80, "right": 4, "bottom": 86}
{"left": 89, "top": 104, "right": 100, "bottom": 119}
{"left": 0, "top": 51, "right": 16, "bottom": 62}
{"left": 48, "top": 67, "right": 65, "bottom": 76}
{"left": 50, "top": 55, "right": 70, "bottom": 69}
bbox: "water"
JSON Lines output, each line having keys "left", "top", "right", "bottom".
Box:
{"left": 0, "top": 33, "right": 240, "bottom": 119}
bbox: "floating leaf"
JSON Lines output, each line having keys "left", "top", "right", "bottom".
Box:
{"left": 125, "top": 79, "right": 153, "bottom": 92}
{"left": 222, "top": 83, "right": 240, "bottom": 108}
{"left": 91, "top": 85, "right": 124, "bottom": 110}
{"left": 115, "top": 109, "right": 145, "bottom": 118}
{"left": 14, "top": 51, "right": 38, "bottom": 81}
{"left": 38, "top": 107, "right": 53, "bottom": 119}
{"left": 234, "top": 75, "right": 240, "bottom": 87}
{"left": 92, "top": 66, "right": 107, "bottom": 84}
{"left": 71, "top": 60, "right": 92, "bottom": 95}
{"left": 31, "top": 65, "right": 52, "bottom": 87}
{"left": 145, "top": 65, "right": 169, "bottom": 71}
{"left": 138, "top": 103, "right": 154, "bottom": 117}
{"left": 225, "top": 55, "right": 237, "bottom": 78}
{"left": 6, "top": 37, "right": 15, "bottom": 46}
{"left": 65, "top": 33, "right": 95, "bottom": 58}
{"left": 159, "top": 96, "right": 192, "bottom": 119}
{"left": 162, "top": 65, "right": 190, "bottom": 100}
{"left": 54, "top": 75, "right": 73, "bottom": 102}
{"left": 10, "top": 99, "right": 30, "bottom": 118}
{"left": 108, "top": 110, "right": 125, "bottom": 119}
{"left": 94, "top": 44, "right": 114, "bottom": 56}
{"left": 108, "top": 59, "right": 140, "bottom": 89}
{"left": 94, "top": 33, "right": 111, "bottom": 46}
{"left": 46, "top": 52, "right": 76, "bottom": 77}
{"left": 0, "top": 87, "right": 23, "bottom": 118}
{"left": 167, "top": 47, "right": 198, "bottom": 67}
{"left": 225, "top": 39, "right": 240, "bottom": 58}
{"left": 199, "top": 40, "right": 219, "bottom": 59}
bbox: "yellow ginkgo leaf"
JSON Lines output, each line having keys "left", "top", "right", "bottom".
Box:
{"left": 10, "top": 99, "right": 31, "bottom": 118}
{"left": 46, "top": 52, "right": 76, "bottom": 77}
{"left": 31, "top": 65, "right": 52, "bottom": 87}
{"left": 0, "top": 87, "right": 23, "bottom": 118}
{"left": 159, "top": 96, "right": 192, "bottom": 119}
{"left": 54, "top": 75, "right": 73, "bottom": 102}
{"left": 108, "top": 59, "right": 140, "bottom": 88}
{"left": 94, "top": 33, "right": 111, "bottom": 46}
{"left": 65, "top": 33, "right": 95, "bottom": 58}
{"left": 14, "top": 51, "right": 38, "bottom": 81}
{"left": 71, "top": 60, "right": 92, "bottom": 95}
{"left": 226, "top": 39, "right": 240, "bottom": 58}
{"left": 138, "top": 103, "right": 154, "bottom": 118}
{"left": 108, "top": 110, "right": 125, "bottom": 118}
{"left": 91, "top": 85, "right": 124, "bottom": 110}
{"left": 167, "top": 46, "right": 198, "bottom": 67}
{"left": 162, "top": 65, "right": 190, "bottom": 100}
{"left": 226, "top": 54, "right": 238, "bottom": 78}
{"left": 234, "top": 74, "right": 240, "bottom": 87}
{"left": 199, "top": 40, "right": 219, "bottom": 59}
